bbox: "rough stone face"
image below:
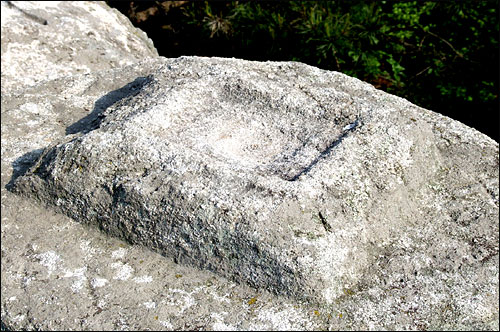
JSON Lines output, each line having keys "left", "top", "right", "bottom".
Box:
{"left": 2, "top": 1, "right": 499, "bottom": 330}
{"left": 11, "top": 56, "right": 499, "bottom": 314}
{"left": 1, "top": 61, "right": 327, "bottom": 331}
{"left": 0, "top": 0, "right": 158, "bottom": 93}
{"left": 1, "top": 2, "right": 329, "bottom": 330}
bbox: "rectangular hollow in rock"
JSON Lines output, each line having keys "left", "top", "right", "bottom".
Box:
{"left": 12, "top": 56, "right": 500, "bottom": 305}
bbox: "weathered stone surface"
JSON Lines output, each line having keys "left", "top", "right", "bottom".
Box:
{"left": 1, "top": 2, "right": 329, "bottom": 330}
{"left": 1, "top": 61, "right": 327, "bottom": 331}
{"left": 10, "top": 55, "right": 499, "bottom": 323}
{"left": 0, "top": 0, "right": 158, "bottom": 93}
{"left": 2, "top": 1, "right": 498, "bottom": 330}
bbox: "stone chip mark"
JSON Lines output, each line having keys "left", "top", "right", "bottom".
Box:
{"left": 318, "top": 211, "right": 332, "bottom": 233}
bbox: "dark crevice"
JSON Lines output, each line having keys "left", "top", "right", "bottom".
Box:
{"left": 318, "top": 211, "right": 332, "bottom": 233}
{"left": 284, "top": 118, "right": 361, "bottom": 181}
{"left": 6, "top": 1, "right": 48, "bottom": 25}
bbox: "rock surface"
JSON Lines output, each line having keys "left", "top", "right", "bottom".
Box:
{"left": 9, "top": 55, "right": 500, "bottom": 327}
{"left": 2, "top": 1, "right": 499, "bottom": 331}
{"left": 1, "top": 2, "right": 326, "bottom": 330}
{"left": 1, "top": 60, "right": 329, "bottom": 331}
{"left": 0, "top": 0, "right": 158, "bottom": 93}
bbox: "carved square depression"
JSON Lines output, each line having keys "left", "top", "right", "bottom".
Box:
{"left": 13, "top": 57, "right": 368, "bottom": 305}
{"left": 118, "top": 65, "right": 361, "bottom": 182}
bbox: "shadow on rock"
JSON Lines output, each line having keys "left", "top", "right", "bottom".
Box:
{"left": 66, "top": 75, "right": 154, "bottom": 135}
{"left": 5, "top": 148, "right": 45, "bottom": 191}
{"left": 6, "top": 75, "right": 154, "bottom": 191}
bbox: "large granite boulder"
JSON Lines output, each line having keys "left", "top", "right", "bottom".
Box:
{"left": 2, "top": 1, "right": 498, "bottom": 330}
{"left": 10, "top": 55, "right": 499, "bottom": 319}
{"left": 2, "top": 59, "right": 328, "bottom": 331}
{"left": 1, "top": 2, "right": 327, "bottom": 330}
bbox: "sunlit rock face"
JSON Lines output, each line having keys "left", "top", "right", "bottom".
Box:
{"left": 12, "top": 55, "right": 499, "bottom": 310}
{"left": 2, "top": 3, "right": 498, "bottom": 329}
{"left": 0, "top": 0, "right": 158, "bottom": 93}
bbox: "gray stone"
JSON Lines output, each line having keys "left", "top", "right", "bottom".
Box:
{"left": 10, "top": 55, "right": 499, "bottom": 324}
{"left": 2, "top": 1, "right": 498, "bottom": 330}
{"left": 1, "top": 61, "right": 326, "bottom": 331}
{"left": 1, "top": 2, "right": 329, "bottom": 330}
{"left": 0, "top": 0, "right": 158, "bottom": 93}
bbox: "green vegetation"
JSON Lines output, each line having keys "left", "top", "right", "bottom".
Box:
{"left": 107, "top": 1, "right": 499, "bottom": 141}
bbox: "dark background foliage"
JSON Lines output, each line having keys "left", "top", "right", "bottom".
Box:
{"left": 107, "top": 0, "right": 499, "bottom": 142}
